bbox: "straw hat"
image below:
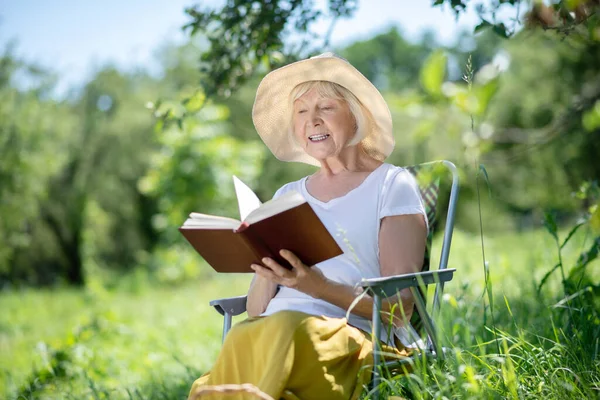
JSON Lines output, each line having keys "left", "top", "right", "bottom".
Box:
{"left": 252, "top": 53, "right": 394, "bottom": 166}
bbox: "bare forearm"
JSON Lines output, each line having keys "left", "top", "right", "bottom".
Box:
{"left": 246, "top": 275, "right": 278, "bottom": 317}
{"left": 314, "top": 279, "right": 414, "bottom": 326}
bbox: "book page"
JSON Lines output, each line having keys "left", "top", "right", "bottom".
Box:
{"left": 233, "top": 176, "right": 262, "bottom": 221}
{"left": 245, "top": 190, "right": 306, "bottom": 225}
{"left": 182, "top": 213, "right": 240, "bottom": 230}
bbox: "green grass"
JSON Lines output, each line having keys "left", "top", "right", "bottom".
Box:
{"left": 373, "top": 227, "right": 600, "bottom": 399}
{"left": 0, "top": 274, "right": 252, "bottom": 399}
{"left": 1, "top": 228, "right": 598, "bottom": 399}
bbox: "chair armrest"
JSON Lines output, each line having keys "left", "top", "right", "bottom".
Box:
{"left": 209, "top": 295, "right": 248, "bottom": 316}
{"left": 360, "top": 269, "right": 456, "bottom": 298}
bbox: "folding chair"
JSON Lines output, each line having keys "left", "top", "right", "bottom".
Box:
{"left": 207, "top": 160, "right": 459, "bottom": 400}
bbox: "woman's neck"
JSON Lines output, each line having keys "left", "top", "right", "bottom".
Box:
{"left": 316, "top": 145, "right": 381, "bottom": 177}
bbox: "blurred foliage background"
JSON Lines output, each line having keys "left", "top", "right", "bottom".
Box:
{"left": 1, "top": 0, "right": 598, "bottom": 288}
{"left": 1, "top": 1, "right": 600, "bottom": 397}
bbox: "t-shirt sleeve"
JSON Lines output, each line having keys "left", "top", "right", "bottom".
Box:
{"left": 271, "top": 183, "right": 290, "bottom": 200}
{"left": 380, "top": 168, "right": 429, "bottom": 232}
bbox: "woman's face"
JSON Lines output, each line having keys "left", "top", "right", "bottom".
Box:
{"left": 292, "top": 88, "right": 356, "bottom": 161}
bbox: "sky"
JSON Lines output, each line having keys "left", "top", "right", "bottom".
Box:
{"left": 0, "top": 0, "right": 487, "bottom": 96}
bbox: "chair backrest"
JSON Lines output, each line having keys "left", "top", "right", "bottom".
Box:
{"left": 404, "top": 161, "right": 459, "bottom": 332}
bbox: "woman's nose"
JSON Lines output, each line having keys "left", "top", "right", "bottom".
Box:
{"left": 309, "top": 109, "right": 322, "bottom": 127}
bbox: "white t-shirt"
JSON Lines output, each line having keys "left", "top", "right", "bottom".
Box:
{"left": 261, "top": 163, "right": 428, "bottom": 342}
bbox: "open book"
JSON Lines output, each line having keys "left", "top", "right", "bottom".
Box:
{"left": 179, "top": 177, "right": 343, "bottom": 273}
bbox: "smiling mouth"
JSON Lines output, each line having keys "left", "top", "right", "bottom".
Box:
{"left": 308, "top": 134, "right": 330, "bottom": 142}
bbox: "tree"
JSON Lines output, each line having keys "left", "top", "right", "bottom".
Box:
{"left": 340, "top": 27, "right": 435, "bottom": 92}
{"left": 0, "top": 49, "right": 73, "bottom": 284}
{"left": 0, "top": 39, "right": 270, "bottom": 287}
{"left": 185, "top": 0, "right": 599, "bottom": 99}
{"left": 183, "top": 0, "right": 358, "bottom": 98}
{"left": 434, "top": 0, "right": 600, "bottom": 38}
{"left": 481, "top": 29, "right": 600, "bottom": 214}
{"left": 1, "top": 54, "right": 179, "bottom": 286}
{"left": 38, "top": 68, "right": 167, "bottom": 285}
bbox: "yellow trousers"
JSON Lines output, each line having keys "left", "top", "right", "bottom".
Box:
{"left": 188, "top": 311, "right": 407, "bottom": 400}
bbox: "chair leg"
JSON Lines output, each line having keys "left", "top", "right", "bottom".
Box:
{"left": 409, "top": 287, "right": 442, "bottom": 359}
{"left": 371, "top": 293, "right": 382, "bottom": 400}
{"left": 222, "top": 312, "right": 232, "bottom": 344}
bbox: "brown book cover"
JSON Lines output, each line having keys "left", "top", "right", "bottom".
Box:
{"left": 179, "top": 179, "right": 343, "bottom": 273}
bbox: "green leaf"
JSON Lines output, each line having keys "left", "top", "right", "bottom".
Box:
{"left": 492, "top": 23, "right": 510, "bottom": 39}
{"left": 591, "top": 203, "right": 600, "bottom": 234}
{"left": 452, "top": 89, "right": 479, "bottom": 115}
{"left": 538, "top": 262, "right": 562, "bottom": 293}
{"left": 560, "top": 220, "right": 586, "bottom": 249}
{"left": 474, "top": 20, "right": 492, "bottom": 33}
{"left": 543, "top": 212, "right": 559, "bottom": 242}
{"left": 582, "top": 100, "right": 600, "bottom": 132}
{"left": 574, "top": 236, "right": 600, "bottom": 269}
{"left": 478, "top": 164, "right": 492, "bottom": 198}
{"left": 472, "top": 76, "right": 499, "bottom": 115}
{"left": 183, "top": 90, "right": 206, "bottom": 114}
{"left": 564, "top": 0, "right": 584, "bottom": 11}
{"left": 419, "top": 50, "right": 447, "bottom": 97}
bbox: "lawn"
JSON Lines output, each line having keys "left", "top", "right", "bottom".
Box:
{"left": 1, "top": 228, "right": 598, "bottom": 399}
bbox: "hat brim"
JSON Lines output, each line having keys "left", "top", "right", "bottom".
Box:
{"left": 252, "top": 56, "right": 394, "bottom": 166}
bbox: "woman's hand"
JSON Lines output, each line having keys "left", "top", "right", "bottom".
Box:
{"left": 251, "top": 249, "right": 328, "bottom": 298}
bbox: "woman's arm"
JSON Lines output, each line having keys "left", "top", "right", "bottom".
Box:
{"left": 314, "top": 213, "right": 427, "bottom": 325}
{"left": 252, "top": 213, "right": 427, "bottom": 326}
{"left": 246, "top": 275, "right": 279, "bottom": 317}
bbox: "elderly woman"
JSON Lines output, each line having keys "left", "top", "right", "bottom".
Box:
{"left": 189, "top": 53, "right": 428, "bottom": 400}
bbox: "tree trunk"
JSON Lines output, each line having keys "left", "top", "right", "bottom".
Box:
{"left": 64, "top": 234, "right": 84, "bottom": 286}
{"left": 43, "top": 207, "right": 85, "bottom": 286}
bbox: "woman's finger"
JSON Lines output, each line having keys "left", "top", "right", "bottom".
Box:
{"left": 252, "top": 264, "right": 282, "bottom": 284}
{"left": 262, "top": 257, "right": 292, "bottom": 278}
{"left": 280, "top": 249, "right": 307, "bottom": 270}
